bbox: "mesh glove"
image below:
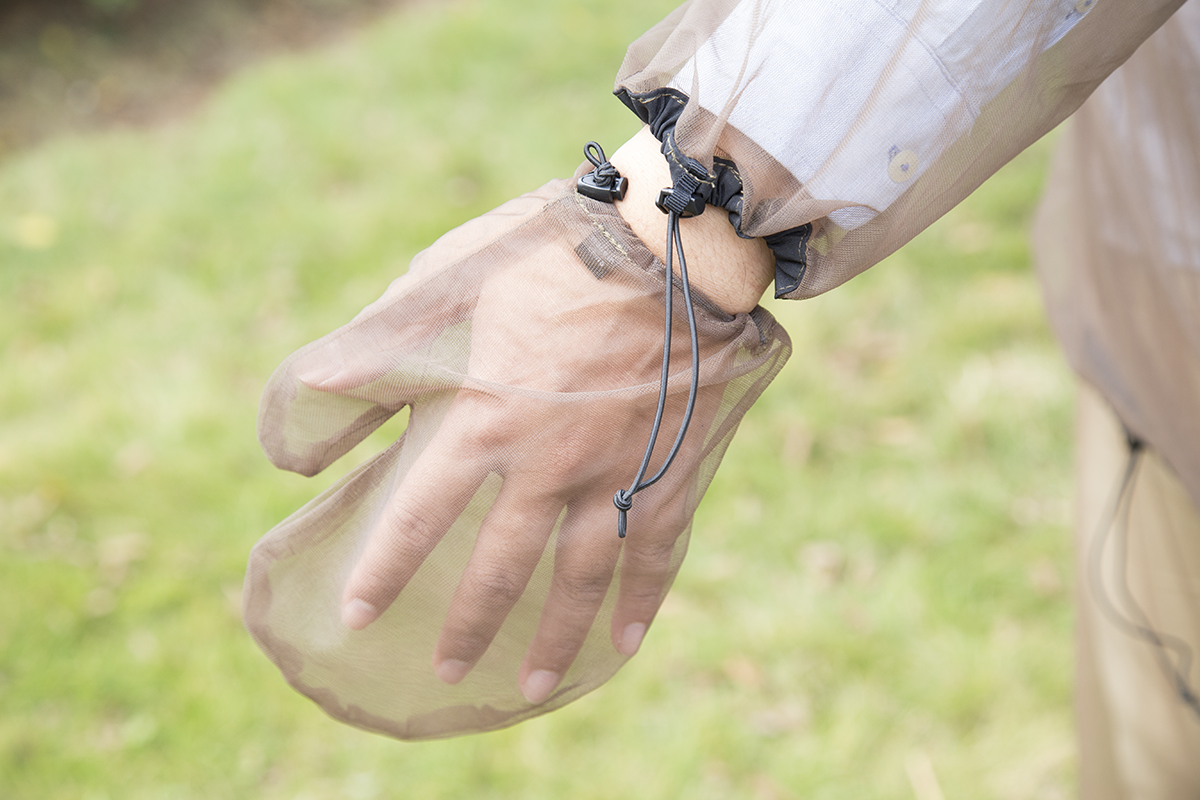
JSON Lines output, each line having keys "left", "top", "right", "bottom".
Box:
{"left": 244, "top": 174, "right": 790, "bottom": 740}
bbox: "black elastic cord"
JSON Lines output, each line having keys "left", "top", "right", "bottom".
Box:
{"left": 613, "top": 210, "right": 701, "bottom": 538}
{"left": 1088, "top": 431, "right": 1200, "bottom": 720}
{"left": 584, "top": 142, "right": 613, "bottom": 176}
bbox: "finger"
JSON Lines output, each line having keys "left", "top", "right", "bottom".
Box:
{"left": 606, "top": 382, "right": 723, "bottom": 655}
{"left": 517, "top": 499, "right": 623, "bottom": 704}
{"left": 341, "top": 426, "right": 489, "bottom": 631}
{"left": 609, "top": 490, "right": 691, "bottom": 659}
{"left": 431, "top": 483, "right": 564, "bottom": 686}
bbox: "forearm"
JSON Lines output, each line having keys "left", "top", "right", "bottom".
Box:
{"left": 609, "top": 126, "right": 774, "bottom": 316}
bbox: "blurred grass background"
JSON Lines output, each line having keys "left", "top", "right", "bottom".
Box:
{"left": 0, "top": 0, "right": 1076, "bottom": 797}
{"left": 0, "top": 0, "right": 404, "bottom": 155}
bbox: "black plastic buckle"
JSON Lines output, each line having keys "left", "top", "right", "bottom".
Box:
{"left": 576, "top": 141, "right": 629, "bottom": 204}
{"left": 655, "top": 187, "right": 705, "bottom": 218}
{"left": 577, "top": 170, "right": 629, "bottom": 203}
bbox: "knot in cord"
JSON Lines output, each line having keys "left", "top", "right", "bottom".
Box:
{"left": 613, "top": 490, "right": 634, "bottom": 539}
{"left": 585, "top": 142, "right": 618, "bottom": 179}
{"left": 576, "top": 139, "right": 701, "bottom": 541}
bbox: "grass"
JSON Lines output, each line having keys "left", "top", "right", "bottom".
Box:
{"left": 0, "top": 0, "right": 1075, "bottom": 797}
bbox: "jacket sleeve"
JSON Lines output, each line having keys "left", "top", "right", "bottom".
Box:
{"left": 615, "top": 0, "right": 1186, "bottom": 298}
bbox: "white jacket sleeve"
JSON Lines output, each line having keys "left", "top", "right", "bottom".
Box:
{"left": 615, "top": 0, "right": 1186, "bottom": 298}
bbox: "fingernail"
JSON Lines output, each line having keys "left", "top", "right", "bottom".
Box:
{"left": 521, "top": 670, "right": 560, "bottom": 705}
{"left": 342, "top": 598, "right": 379, "bottom": 630}
{"left": 618, "top": 623, "right": 646, "bottom": 657}
{"left": 435, "top": 659, "right": 471, "bottom": 685}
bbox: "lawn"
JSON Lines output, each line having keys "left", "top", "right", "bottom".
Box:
{"left": 0, "top": 0, "right": 1076, "bottom": 797}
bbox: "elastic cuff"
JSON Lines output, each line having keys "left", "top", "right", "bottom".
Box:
{"left": 614, "top": 86, "right": 812, "bottom": 298}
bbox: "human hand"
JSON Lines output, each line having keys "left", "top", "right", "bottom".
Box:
{"left": 245, "top": 172, "right": 788, "bottom": 739}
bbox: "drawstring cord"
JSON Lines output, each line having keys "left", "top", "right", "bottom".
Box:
{"left": 574, "top": 140, "right": 703, "bottom": 540}
{"left": 613, "top": 210, "right": 701, "bottom": 538}
{"left": 1089, "top": 429, "right": 1200, "bottom": 720}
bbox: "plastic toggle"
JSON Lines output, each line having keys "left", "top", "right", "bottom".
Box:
{"left": 576, "top": 141, "right": 629, "bottom": 204}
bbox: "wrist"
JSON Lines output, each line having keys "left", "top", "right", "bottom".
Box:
{"left": 608, "top": 126, "right": 774, "bottom": 315}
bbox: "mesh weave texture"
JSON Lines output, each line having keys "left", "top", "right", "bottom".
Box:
{"left": 246, "top": 178, "right": 790, "bottom": 739}
{"left": 1035, "top": 2, "right": 1200, "bottom": 509}
{"left": 615, "top": 0, "right": 1184, "bottom": 298}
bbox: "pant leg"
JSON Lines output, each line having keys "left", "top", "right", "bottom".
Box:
{"left": 1075, "top": 383, "right": 1200, "bottom": 799}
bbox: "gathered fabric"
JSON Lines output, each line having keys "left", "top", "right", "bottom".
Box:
{"left": 616, "top": 0, "right": 1184, "bottom": 298}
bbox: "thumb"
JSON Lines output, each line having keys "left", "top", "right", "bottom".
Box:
{"left": 257, "top": 272, "right": 475, "bottom": 477}
{"left": 257, "top": 179, "right": 565, "bottom": 477}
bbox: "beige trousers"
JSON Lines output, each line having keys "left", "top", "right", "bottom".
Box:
{"left": 1075, "top": 384, "right": 1200, "bottom": 799}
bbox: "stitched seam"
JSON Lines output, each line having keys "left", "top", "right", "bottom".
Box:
{"left": 625, "top": 88, "right": 717, "bottom": 189}
{"left": 664, "top": 140, "right": 715, "bottom": 188}
{"left": 627, "top": 88, "right": 688, "bottom": 109}
{"left": 573, "top": 190, "right": 630, "bottom": 259}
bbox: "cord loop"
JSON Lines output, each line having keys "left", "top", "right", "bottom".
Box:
{"left": 578, "top": 141, "right": 628, "bottom": 203}
{"left": 612, "top": 207, "right": 700, "bottom": 539}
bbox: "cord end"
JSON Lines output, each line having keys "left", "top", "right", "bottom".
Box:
{"left": 614, "top": 490, "right": 632, "bottom": 539}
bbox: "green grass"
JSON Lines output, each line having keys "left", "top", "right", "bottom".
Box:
{"left": 0, "top": 0, "right": 1076, "bottom": 797}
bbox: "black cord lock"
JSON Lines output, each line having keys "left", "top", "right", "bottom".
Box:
{"left": 655, "top": 187, "right": 705, "bottom": 218}
{"left": 577, "top": 142, "right": 628, "bottom": 204}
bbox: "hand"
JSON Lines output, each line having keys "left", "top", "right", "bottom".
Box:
{"left": 247, "top": 150, "right": 788, "bottom": 739}
{"left": 335, "top": 229, "right": 733, "bottom": 704}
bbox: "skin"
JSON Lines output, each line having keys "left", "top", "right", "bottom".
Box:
{"left": 335, "top": 125, "right": 778, "bottom": 704}
{"left": 608, "top": 126, "right": 776, "bottom": 315}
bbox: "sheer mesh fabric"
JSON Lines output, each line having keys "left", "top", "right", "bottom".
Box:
{"left": 246, "top": 0, "right": 1200, "bottom": 742}
{"left": 1035, "top": 2, "right": 1200, "bottom": 508}
{"left": 615, "top": 0, "right": 1185, "bottom": 298}
{"left": 245, "top": 178, "right": 790, "bottom": 739}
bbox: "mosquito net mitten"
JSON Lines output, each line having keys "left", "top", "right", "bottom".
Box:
{"left": 245, "top": 175, "right": 790, "bottom": 740}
